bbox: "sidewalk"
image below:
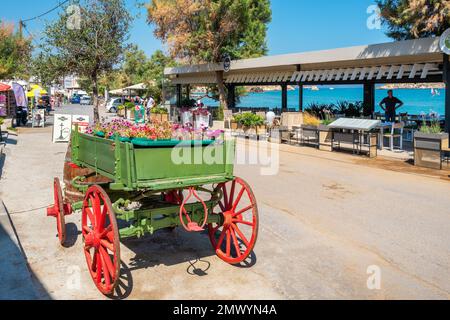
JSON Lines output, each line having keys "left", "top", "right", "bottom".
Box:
{"left": 0, "top": 200, "right": 38, "bottom": 299}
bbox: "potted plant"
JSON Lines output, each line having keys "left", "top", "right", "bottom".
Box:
{"left": 117, "top": 104, "right": 126, "bottom": 117}
{"left": 231, "top": 114, "right": 242, "bottom": 131}
{"left": 151, "top": 106, "right": 169, "bottom": 122}
{"left": 236, "top": 113, "right": 265, "bottom": 137}
{"left": 300, "top": 113, "right": 320, "bottom": 146}
{"left": 124, "top": 102, "right": 136, "bottom": 120}
{"left": 414, "top": 114, "right": 448, "bottom": 170}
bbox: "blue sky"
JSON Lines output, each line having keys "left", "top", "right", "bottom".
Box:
{"left": 1, "top": 0, "right": 391, "bottom": 57}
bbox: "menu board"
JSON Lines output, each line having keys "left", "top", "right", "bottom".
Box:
{"left": 53, "top": 114, "right": 72, "bottom": 143}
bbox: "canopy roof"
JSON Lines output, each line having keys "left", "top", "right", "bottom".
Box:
{"left": 124, "top": 83, "right": 147, "bottom": 90}
{"left": 27, "top": 85, "right": 48, "bottom": 97}
{"left": 0, "top": 83, "right": 11, "bottom": 91}
{"left": 165, "top": 37, "right": 446, "bottom": 85}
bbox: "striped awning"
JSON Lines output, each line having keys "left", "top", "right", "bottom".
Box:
{"left": 224, "top": 63, "right": 441, "bottom": 84}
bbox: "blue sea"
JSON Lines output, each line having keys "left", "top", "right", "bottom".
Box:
{"left": 202, "top": 85, "right": 445, "bottom": 116}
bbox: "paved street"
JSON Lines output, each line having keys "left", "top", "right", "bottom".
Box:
{"left": 1, "top": 104, "right": 450, "bottom": 299}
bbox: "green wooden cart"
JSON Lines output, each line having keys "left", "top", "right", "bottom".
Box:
{"left": 47, "top": 129, "right": 259, "bottom": 295}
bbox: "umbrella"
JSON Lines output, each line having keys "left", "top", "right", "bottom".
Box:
{"left": 27, "top": 85, "right": 48, "bottom": 98}
{"left": 0, "top": 83, "right": 11, "bottom": 91}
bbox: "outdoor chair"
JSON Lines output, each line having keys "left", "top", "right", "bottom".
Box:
{"left": 383, "top": 122, "right": 404, "bottom": 151}
{"left": 280, "top": 112, "right": 304, "bottom": 144}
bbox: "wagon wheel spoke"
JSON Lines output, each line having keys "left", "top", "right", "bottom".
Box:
{"left": 98, "top": 247, "right": 111, "bottom": 287}
{"left": 232, "top": 224, "right": 250, "bottom": 247}
{"left": 99, "top": 246, "right": 115, "bottom": 280}
{"left": 229, "top": 228, "right": 242, "bottom": 258}
{"left": 232, "top": 219, "right": 255, "bottom": 227}
{"left": 96, "top": 253, "right": 102, "bottom": 283}
{"left": 228, "top": 180, "right": 236, "bottom": 211}
{"left": 232, "top": 204, "right": 253, "bottom": 218}
{"left": 100, "top": 239, "right": 114, "bottom": 252}
{"left": 226, "top": 229, "right": 231, "bottom": 257}
{"left": 82, "top": 225, "right": 93, "bottom": 235}
{"left": 99, "top": 225, "right": 112, "bottom": 239}
{"left": 99, "top": 247, "right": 114, "bottom": 286}
{"left": 91, "top": 249, "right": 98, "bottom": 272}
{"left": 232, "top": 187, "right": 245, "bottom": 212}
{"left": 85, "top": 207, "right": 95, "bottom": 226}
{"left": 218, "top": 200, "right": 226, "bottom": 212}
{"left": 216, "top": 228, "right": 227, "bottom": 249}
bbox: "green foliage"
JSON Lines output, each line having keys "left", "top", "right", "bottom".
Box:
{"left": 152, "top": 106, "right": 168, "bottom": 114}
{"left": 419, "top": 116, "right": 443, "bottom": 134}
{"left": 147, "top": 0, "right": 271, "bottom": 109}
{"left": 31, "top": 52, "right": 66, "bottom": 86}
{"left": 234, "top": 113, "right": 265, "bottom": 128}
{"left": 305, "top": 101, "right": 363, "bottom": 119}
{"left": 0, "top": 21, "right": 32, "bottom": 79}
{"left": 334, "top": 101, "right": 363, "bottom": 118}
{"left": 217, "top": 104, "right": 225, "bottom": 121}
{"left": 39, "top": 0, "right": 132, "bottom": 120}
{"left": 376, "top": 0, "right": 450, "bottom": 40}
{"left": 124, "top": 102, "right": 135, "bottom": 110}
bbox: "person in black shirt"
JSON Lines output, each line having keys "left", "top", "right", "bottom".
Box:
{"left": 379, "top": 90, "right": 404, "bottom": 122}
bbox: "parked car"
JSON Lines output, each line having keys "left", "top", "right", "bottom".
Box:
{"left": 71, "top": 94, "right": 81, "bottom": 104}
{"left": 105, "top": 98, "right": 130, "bottom": 113}
{"left": 80, "top": 95, "right": 91, "bottom": 105}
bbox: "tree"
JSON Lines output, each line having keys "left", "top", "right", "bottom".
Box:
{"left": 40, "top": 0, "right": 132, "bottom": 121}
{"left": 31, "top": 53, "right": 65, "bottom": 87}
{"left": 0, "top": 21, "right": 32, "bottom": 80}
{"left": 147, "top": 0, "right": 271, "bottom": 109}
{"left": 377, "top": 0, "right": 450, "bottom": 40}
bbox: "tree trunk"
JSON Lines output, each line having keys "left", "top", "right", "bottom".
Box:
{"left": 92, "top": 75, "right": 100, "bottom": 122}
{"left": 216, "top": 71, "right": 228, "bottom": 110}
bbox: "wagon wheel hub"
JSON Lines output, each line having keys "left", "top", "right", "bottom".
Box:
{"left": 84, "top": 231, "right": 101, "bottom": 249}
{"left": 222, "top": 210, "right": 234, "bottom": 228}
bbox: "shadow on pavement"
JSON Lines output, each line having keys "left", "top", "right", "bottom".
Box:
{"left": 0, "top": 203, "right": 52, "bottom": 300}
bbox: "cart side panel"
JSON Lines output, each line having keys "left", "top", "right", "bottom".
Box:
{"left": 133, "top": 141, "right": 235, "bottom": 183}
{"left": 76, "top": 134, "right": 116, "bottom": 177}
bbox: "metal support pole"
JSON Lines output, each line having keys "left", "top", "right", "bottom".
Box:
{"left": 227, "top": 84, "right": 236, "bottom": 110}
{"left": 363, "top": 83, "right": 375, "bottom": 117}
{"left": 298, "top": 84, "right": 304, "bottom": 112}
{"left": 281, "top": 84, "right": 288, "bottom": 112}
{"left": 176, "top": 84, "right": 182, "bottom": 109}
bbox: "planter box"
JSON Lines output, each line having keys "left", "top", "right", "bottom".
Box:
{"left": 414, "top": 132, "right": 449, "bottom": 170}
{"left": 212, "top": 121, "right": 225, "bottom": 130}
{"left": 150, "top": 113, "right": 169, "bottom": 122}
{"left": 230, "top": 121, "right": 238, "bottom": 130}
{"left": 301, "top": 125, "right": 319, "bottom": 146}
{"left": 256, "top": 125, "right": 267, "bottom": 136}
{"left": 117, "top": 109, "right": 125, "bottom": 117}
{"left": 318, "top": 125, "right": 332, "bottom": 152}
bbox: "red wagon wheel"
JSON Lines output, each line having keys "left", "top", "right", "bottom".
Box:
{"left": 48, "top": 177, "right": 66, "bottom": 245}
{"left": 208, "top": 177, "right": 259, "bottom": 265}
{"left": 82, "top": 185, "right": 120, "bottom": 295}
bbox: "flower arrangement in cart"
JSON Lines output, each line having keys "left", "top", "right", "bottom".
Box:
{"left": 86, "top": 119, "right": 223, "bottom": 145}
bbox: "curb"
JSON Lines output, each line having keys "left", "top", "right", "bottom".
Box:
{"left": 0, "top": 201, "right": 38, "bottom": 300}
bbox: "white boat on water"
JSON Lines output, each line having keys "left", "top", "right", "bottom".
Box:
{"left": 431, "top": 88, "right": 440, "bottom": 96}
{"left": 311, "top": 86, "right": 319, "bottom": 91}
